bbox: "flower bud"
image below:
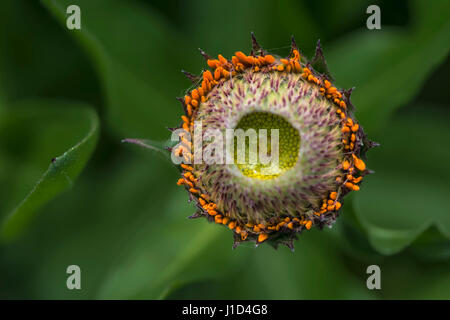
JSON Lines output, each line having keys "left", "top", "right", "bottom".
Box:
{"left": 173, "top": 36, "right": 375, "bottom": 249}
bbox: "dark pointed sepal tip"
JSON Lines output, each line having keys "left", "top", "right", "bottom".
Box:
{"left": 164, "top": 146, "right": 172, "bottom": 152}
{"left": 290, "top": 35, "right": 299, "bottom": 55}
{"left": 266, "top": 233, "right": 294, "bottom": 250}
{"left": 368, "top": 140, "right": 380, "bottom": 148}
{"left": 198, "top": 48, "right": 211, "bottom": 61}
{"left": 166, "top": 126, "right": 177, "bottom": 132}
{"left": 314, "top": 39, "right": 323, "bottom": 58}
{"left": 360, "top": 132, "right": 379, "bottom": 158}
{"left": 176, "top": 96, "right": 184, "bottom": 104}
{"left": 232, "top": 234, "right": 243, "bottom": 250}
{"left": 188, "top": 211, "right": 203, "bottom": 219}
{"left": 342, "top": 87, "right": 356, "bottom": 112}
{"left": 250, "top": 32, "right": 263, "bottom": 56}
{"left": 310, "top": 39, "right": 334, "bottom": 81}
{"left": 189, "top": 193, "right": 201, "bottom": 204}
{"left": 280, "top": 239, "right": 295, "bottom": 252}
{"left": 181, "top": 69, "right": 200, "bottom": 84}
{"left": 267, "top": 239, "right": 279, "bottom": 250}
{"left": 343, "top": 87, "right": 355, "bottom": 100}
{"left": 176, "top": 96, "right": 188, "bottom": 114}
{"left": 232, "top": 242, "right": 239, "bottom": 250}
{"left": 316, "top": 222, "right": 326, "bottom": 231}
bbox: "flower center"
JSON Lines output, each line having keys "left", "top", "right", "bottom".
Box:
{"left": 233, "top": 111, "right": 300, "bottom": 180}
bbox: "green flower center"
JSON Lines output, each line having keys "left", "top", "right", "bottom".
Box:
{"left": 234, "top": 111, "right": 300, "bottom": 180}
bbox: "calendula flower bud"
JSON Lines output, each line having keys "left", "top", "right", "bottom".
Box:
{"left": 173, "top": 34, "right": 376, "bottom": 249}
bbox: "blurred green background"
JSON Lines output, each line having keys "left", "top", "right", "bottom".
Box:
{"left": 0, "top": 0, "right": 449, "bottom": 299}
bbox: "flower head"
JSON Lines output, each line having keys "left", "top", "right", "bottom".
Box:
{"left": 173, "top": 35, "right": 375, "bottom": 249}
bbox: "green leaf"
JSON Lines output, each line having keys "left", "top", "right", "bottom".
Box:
{"left": 0, "top": 99, "right": 99, "bottom": 242}
{"left": 354, "top": 106, "right": 450, "bottom": 254}
{"left": 408, "top": 226, "right": 450, "bottom": 261}
{"left": 41, "top": 0, "right": 196, "bottom": 139}
{"left": 185, "top": 0, "right": 296, "bottom": 57}
{"left": 0, "top": 0, "right": 99, "bottom": 101}
{"left": 18, "top": 153, "right": 175, "bottom": 299}
{"left": 327, "top": 0, "right": 450, "bottom": 133}
{"left": 370, "top": 253, "right": 450, "bottom": 299}
{"left": 238, "top": 230, "right": 376, "bottom": 299}
{"left": 96, "top": 204, "right": 375, "bottom": 300}
{"left": 413, "top": 268, "right": 450, "bottom": 299}
{"left": 121, "top": 138, "right": 176, "bottom": 164}
{"left": 95, "top": 188, "right": 236, "bottom": 299}
{"left": 164, "top": 229, "right": 377, "bottom": 300}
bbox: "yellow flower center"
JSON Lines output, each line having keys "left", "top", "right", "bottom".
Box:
{"left": 234, "top": 112, "right": 300, "bottom": 180}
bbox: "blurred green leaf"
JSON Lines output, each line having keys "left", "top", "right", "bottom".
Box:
{"left": 275, "top": 0, "right": 322, "bottom": 56}
{"left": 164, "top": 229, "right": 378, "bottom": 300}
{"left": 327, "top": 0, "right": 450, "bottom": 133}
{"left": 238, "top": 230, "right": 376, "bottom": 299}
{"left": 95, "top": 188, "right": 239, "bottom": 299}
{"left": 0, "top": 1, "right": 100, "bottom": 102}
{"left": 414, "top": 268, "right": 450, "bottom": 299}
{"left": 354, "top": 106, "right": 450, "bottom": 254}
{"left": 184, "top": 0, "right": 295, "bottom": 58}
{"left": 11, "top": 152, "right": 175, "bottom": 299}
{"left": 96, "top": 204, "right": 377, "bottom": 299}
{"left": 0, "top": 99, "right": 99, "bottom": 241}
{"left": 372, "top": 253, "right": 450, "bottom": 299}
{"left": 42, "top": 0, "right": 196, "bottom": 139}
{"left": 332, "top": 196, "right": 384, "bottom": 263}
{"left": 409, "top": 226, "right": 450, "bottom": 261}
